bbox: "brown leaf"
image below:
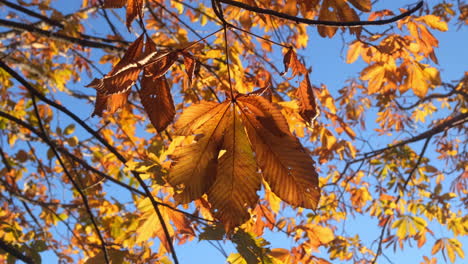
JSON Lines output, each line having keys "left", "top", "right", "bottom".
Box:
{"left": 183, "top": 53, "right": 197, "bottom": 87}
{"left": 248, "top": 87, "right": 273, "bottom": 101}
{"left": 335, "top": 0, "right": 362, "bottom": 36}
{"left": 208, "top": 108, "right": 261, "bottom": 231}
{"left": 282, "top": 49, "right": 307, "bottom": 76}
{"left": 126, "top": 0, "right": 143, "bottom": 29}
{"left": 103, "top": 0, "right": 126, "bottom": 8}
{"left": 144, "top": 38, "right": 179, "bottom": 78}
{"left": 139, "top": 75, "right": 175, "bottom": 133}
{"left": 237, "top": 96, "right": 320, "bottom": 209}
{"left": 86, "top": 34, "right": 145, "bottom": 95}
{"left": 295, "top": 73, "right": 319, "bottom": 123}
{"left": 235, "top": 95, "right": 290, "bottom": 137}
{"left": 92, "top": 91, "right": 130, "bottom": 117}
{"left": 347, "top": 0, "right": 371, "bottom": 12}
{"left": 318, "top": 0, "right": 339, "bottom": 38}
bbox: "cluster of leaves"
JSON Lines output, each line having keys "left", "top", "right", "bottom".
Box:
{"left": 0, "top": 0, "right": 467, "bottom": 263}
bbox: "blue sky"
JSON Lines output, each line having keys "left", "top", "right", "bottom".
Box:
{"left": 2, "top": 0, "right": 467, "bottom": 263}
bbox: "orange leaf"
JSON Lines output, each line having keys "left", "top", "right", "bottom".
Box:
{"left": 295, "top": 73, "right": 319, "bottom": 123}
{"left": 169, "top": 102, "right": 230, "bottom": 203}
{"left": 347, "top": 0, "right": 371, "bottom": 12}
{"left": 318, "top": 0, "right": 339, "bottom": 38}
{"left": 126, "top": 0, "right": 143, "bottom": 29}
{"left": 208, "top": 107, "right": 261, "bottom": 231}
{"left": 92, "top": 91, "right": 130, "bottom": 116}
{"left": 237, "top": 95, "right": 320, "bottom": 209}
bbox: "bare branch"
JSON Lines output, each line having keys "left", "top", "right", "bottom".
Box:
{"left": 0, "top": 18, "right": 124, "bottom": 52}
{"left": 218, "top": 0, "right": 423, "bottom": 27}
{"left": 0, "top": 239, "right": 35, "bottom": 264}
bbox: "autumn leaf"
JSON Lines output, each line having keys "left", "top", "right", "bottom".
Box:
{"left": 282, "top": 49, "right": 307, "bottom": 76}
{"left": 207, "top": 106, "right": 261, "bottom": 231}
{"left": 183, "top": 52, "right": 197, "bottom": 87}
{"left": 92, "top": 90, "right": 130, "bottom": 116}
{"left": 237, "top": 95, "right": 321, "bottom": 209}
{"left": 86, "top": 34, "right": 145, "bottom": 95}
{"left": 103, "top": 0, "right": 126, "bottom": 8}
{"left": 139, "top": 39, "right": 176, "bottom": 133}
{"left": 318, "top": 0, "right": 362, "bottom": 37}
{"left": 139, "top": 76, "right": 175, "bottom": 133}
{"left": 135, "top": 197, "right": 173, "bottom": 252}
{"left": 169, "top": 101, "right": 231, "bottom": 203}
{"left": 295, "top": 73, "right": 319, "bottom": 123}
{"left": 347, "top": 0, "right": 371, "bottom": 12}
{"left": 168, "top": 95, "right": 320, "bottom": 229}
{"left": 126, "top": 0, "right": 144, "bottom": 29}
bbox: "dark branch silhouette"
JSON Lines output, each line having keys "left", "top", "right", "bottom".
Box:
{"left": 218, "top": 0, "right": 423, "bottom": 27}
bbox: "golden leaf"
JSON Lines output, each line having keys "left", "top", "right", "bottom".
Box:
{"left": 419, "top": 14, "right": 449, "bottom": 31}
{"left": 346, "top": 41, "right": 363, "bottom": 64}
{"left": 208, "top": 106, "right": 261, "bottom": 231}
{"left": 135, "top": 198, "right": 173, "bottom": 252}
{"left": 169, "top": 102, "right": 230, "bottom": 203}
{"left": 361, "top": 63, "right": 386, "bottom": 94}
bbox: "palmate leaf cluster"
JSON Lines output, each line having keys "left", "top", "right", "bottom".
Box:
{"left": 0, "top": 0, "right": 466, "bottom": 264}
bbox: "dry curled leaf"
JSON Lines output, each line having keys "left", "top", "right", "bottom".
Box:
{"left": 296, "top": 73, "right": 319, "bottom": 123}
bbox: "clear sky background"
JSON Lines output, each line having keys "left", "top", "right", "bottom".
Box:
{"left": 1, "top": 0, "right": 467, "bottom": 263}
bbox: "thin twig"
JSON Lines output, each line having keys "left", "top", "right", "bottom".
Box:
{"left": 30, "top": 95, "right": 110, "bottom": 263}
{"left": 371, "top": 136, "right": 432, "bottom": 264}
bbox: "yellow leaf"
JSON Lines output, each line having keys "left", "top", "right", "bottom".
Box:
{"left": 420, "top": 15, "right": 449, "bottom": 31}
{"left": 346, "top": 41, "right": 363, "bottom": 64}
{"left": 361, "top": 63, "right": 386, "bottom": 94}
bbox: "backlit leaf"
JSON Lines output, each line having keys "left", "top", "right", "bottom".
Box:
{"left": 139, "top": 76, "right": 175, "bottom": 133}
{"left": 295, "top": 73, "right": 319, "bottom": 123}
{"left": 126, "top": 0, "right": 144, "bottom": 29}
{"left": 168, "top": 102, "right": 230, "bottom": 203}
{"left": 237, "top": 95, "right": 320, "bottom": 209}
{"left": 86, "top": 34, "right": 145, "bottom": 95}
{"left": 208, "top": 107, "right": 261, "bottom": 231}
{"left": 282, "top": 49, "right": 307, "bottom": 76}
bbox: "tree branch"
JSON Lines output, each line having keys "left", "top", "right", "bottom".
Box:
{"left": 372, "top": 136, "right": 432, "bottom": 264}
{"left": 0, "top": 239, "right": 35, "bottom": 264}
{"left": 0, "top": 0, "right": 63, "bottom": 28}
{"left": 218, "top": 0, "right": 423, "bottom": 27}
{"left": 0, "top": 18, "right": 124, "bottom": 52}
{"left": 355, "top": 112, "right": 468, "bottom": 162}
{"left": 29, "top": 95, "right": 110, "bottom": 263}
